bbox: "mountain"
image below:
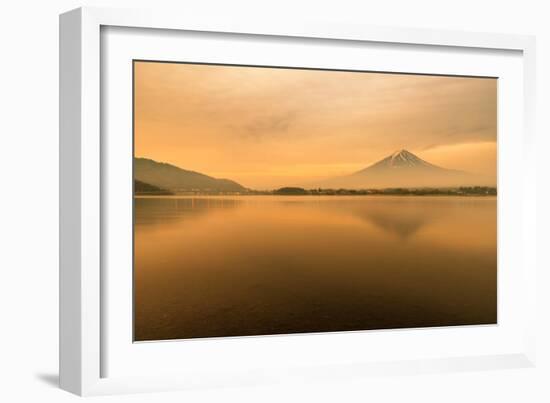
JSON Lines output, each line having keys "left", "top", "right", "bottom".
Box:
{"left": 134, "top": 179, "right": 173, "bottom": 195}
{"left": 134, "top": 158, "right": 247, "bottom": 192}
{"left": 314, "top": 149, "right": 493, "bottom": 189}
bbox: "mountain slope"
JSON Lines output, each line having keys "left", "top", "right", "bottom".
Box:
{"left": 315, "top": 149, "right": 493, "bottom": 189}
{"left": 134, "top": 179, "right": 173, "bottom": 195}
{"left": 134, "top": 158, "right": 246, "bottom": 192}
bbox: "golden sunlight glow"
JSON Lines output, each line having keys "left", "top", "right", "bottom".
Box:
{"left": 134, "top": 62, "right": 497, "bottom": 189}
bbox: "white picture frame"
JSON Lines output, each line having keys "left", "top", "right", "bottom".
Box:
{"left": 59, "top": 6, "right": 537, "bottom": 396}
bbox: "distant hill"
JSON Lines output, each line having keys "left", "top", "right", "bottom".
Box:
{"left": 134, "top": 158, "right": 246, "bottom": 192}
{"left": 134, "top": 179, "right": 173, "bottom": 195}
{"left": 313, "top": 149, "right": 494, "bottom": 189}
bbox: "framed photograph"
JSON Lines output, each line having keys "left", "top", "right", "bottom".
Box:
{"left": 60, "top": 7, "right": 537, "bottom": 396}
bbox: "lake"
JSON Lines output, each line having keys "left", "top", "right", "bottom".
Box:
{"left": 134, "top": 195, "right": 497, "bottom": 341}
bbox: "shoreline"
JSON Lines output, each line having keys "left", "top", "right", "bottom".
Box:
{"left": 134, "top": 193, "right": 498, "bottom": 198}
{"left": 135, "top": 186, "right": 497, "bottom": 197}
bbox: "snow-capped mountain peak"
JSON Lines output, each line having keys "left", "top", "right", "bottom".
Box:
{"left": 368, "top": 149, "right": 435, "bottom": 170}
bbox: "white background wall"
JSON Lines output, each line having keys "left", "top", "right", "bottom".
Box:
{"left": 0, "top": 1, "right": 548, "bottom": 402}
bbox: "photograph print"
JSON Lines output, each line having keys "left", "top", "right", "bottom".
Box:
{"left": 133, "top": 61, "right": 497, "bottom": 342}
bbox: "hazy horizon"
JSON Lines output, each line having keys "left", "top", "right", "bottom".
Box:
{"left": 134, "top": 62, "right": 497, "bottom": 190}
{"left": 133, "top": 150, "right": 496, "bottom": 191}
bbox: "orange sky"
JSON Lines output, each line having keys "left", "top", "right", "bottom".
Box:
{"left": 134, "top": 61, "right": 497, "bottom": 189}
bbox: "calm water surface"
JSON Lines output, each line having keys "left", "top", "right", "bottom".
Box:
{"left": 134, "top": 196, "right": 497, "bottom": 341}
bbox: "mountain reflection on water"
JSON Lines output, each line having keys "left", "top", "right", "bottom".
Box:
{"left": 134, "top": 195, "right": 497, "bottom": 341}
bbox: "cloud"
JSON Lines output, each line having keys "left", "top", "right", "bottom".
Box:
{"left": 240, "top": 111, "right": 297, "bottom": 140}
